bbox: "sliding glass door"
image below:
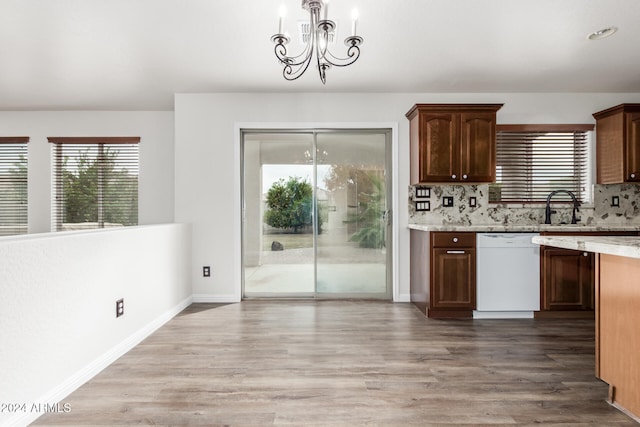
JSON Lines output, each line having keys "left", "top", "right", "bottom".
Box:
{"left": 242, "top": 133, "right": 315, "bottom": 295}
{"left": 315, "top": 132, "right": 389, "bottom": 296}
{"left": 242, "top": 129, "right": 391, "bottom": 299}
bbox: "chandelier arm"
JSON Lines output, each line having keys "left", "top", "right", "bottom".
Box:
{"left": 273, "top": 42, "right": 289, "bottom": 63}
{"left": 322, "top": 39, "right": 363, "bottom": 67}
{"left": 273, "top": 42, "right": 315, "bottom": 81}
{"left": 315, "top": 35, "right": 328, "bottom": 84}
{"left": 284, "top": 53, "right": 314, "bottom": 81}
{"left": 273, "top": 38, "right": 314, "bottom": 67}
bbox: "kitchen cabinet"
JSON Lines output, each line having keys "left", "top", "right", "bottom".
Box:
{"left": 429, "top": 232, "right": 476, "bottom": 317}
{"left": 410, "top": 230, "right": 476, "bottom": 319}
{"left": 540, "top": 246, "right": 594, "bottom": 311}
{"left": 406, "top": 104, "right": 502, "bottom": 184}
{"left": 538, "top": 231, "right": 640, "bottom": 314}
{"left": 593, "top": 103, "right": 640, "bottom": 184}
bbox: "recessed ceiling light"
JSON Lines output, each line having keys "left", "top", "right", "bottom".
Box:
{"left": 587, "top": 27, "right": 618, "bottom": 40}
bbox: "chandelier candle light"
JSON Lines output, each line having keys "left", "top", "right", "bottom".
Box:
{"left": 271, "top": 0, "right": 363, "bottom": 84}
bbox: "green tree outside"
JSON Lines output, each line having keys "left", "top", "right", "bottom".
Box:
{"left": 264, "top": 176, "right": 314, "bottom": 233}
{"left": 62, "top": 148, "right": 138, "bottom": 227}
{"left": 324, "top": 166, "right": 386, "bottom": 249}
{"left": 344, "top": 173, "right": 386, "bottom": 249}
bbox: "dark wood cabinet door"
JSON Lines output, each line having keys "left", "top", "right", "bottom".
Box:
{"left": 460, "top": 111, "right": 496, "bottom": 182}
{"left": 595, "top": 111, "right": 624, "bottom": 184}
{"left": 625, "top": 112, "right": 640, "bottom": 182}
{"left": 594, "top": 104, "right": 640, "bottom": 184}
{"left": 407, "top": 104, "right": 501, "bottom": 184}
{"left": 418, "top": 112, "right": 459, "bottom": 182}
{"left": 542, "top": 247, "right": 594, "bottom": 311}
{"left": 431, "top": 248, "right": 476, "bottom": 309}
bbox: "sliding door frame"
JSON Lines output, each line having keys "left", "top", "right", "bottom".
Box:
{"left": 237, "top": 123, "right": 400, "bottom": 301}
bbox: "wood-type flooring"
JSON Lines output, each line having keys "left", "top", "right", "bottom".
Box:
{"left": 33, "top": 301, "right": 637, "bottom": 426}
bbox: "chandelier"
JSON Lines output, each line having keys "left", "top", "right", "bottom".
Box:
{"left": 270, "top": 0, "right": 363, "bottom": 84}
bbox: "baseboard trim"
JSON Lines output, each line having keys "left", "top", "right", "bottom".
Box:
{"left": 7, "top": 296, "right": 193, "bottom": 427}
{"left": 534, "top": 310, "right": 595, "bottom": 319}
{"left": 194, "top": 294, "right": 407, "bottom": 303}
{"left": 609, "top": 399, "right": 640, "bottom": 424}
{"left": 192, "top": 293, "right": 241, "bottom": 303}
{"left": 473, "top": 311, "right": 535, "bottom": 319}
{"left": 395, "top": 293, "right": 411, "bottom": 303}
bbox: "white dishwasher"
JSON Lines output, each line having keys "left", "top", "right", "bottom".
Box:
{"left": 475, "top": 233, "right": 540, "bottom": 319}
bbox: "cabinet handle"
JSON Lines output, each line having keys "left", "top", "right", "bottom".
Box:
{"left": 451, "top": 174, "right": 457, "bottom": 179}
{"left": 452, "top": 237, "right": 458, "bottom": 243}
{"left": 462, "top": 174, "right": 468, "bottom": 180}
{"left": 631, "top": 173, "right": 637, "bottom": 179}
{"left": 583, "top": 252, "right": 588, "bottom": 257}
{"left": 446, "top": 250, "right": 465, "bottom": 254}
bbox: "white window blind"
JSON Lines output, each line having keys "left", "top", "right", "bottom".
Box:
{"left": 490, "top": 125, "right": 593, "bottom": 203}
{"left": 48, "top": 137, "right": 140, "bottom": 231}
{"left": 0, "top": 137, "right": 29, "bottom": 236}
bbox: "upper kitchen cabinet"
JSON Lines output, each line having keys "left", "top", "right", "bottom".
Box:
{"left": 593, "top": 103, "right": 640, "bottom": 184}
{"left": 406, "top": 104, "right": 503, "bottom": 184}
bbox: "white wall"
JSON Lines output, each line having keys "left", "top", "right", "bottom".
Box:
{"left": 174, "top": 92, "right": 640, "bottom": 302}
{"left": 0, "top": 224, "right": 192, "bottom": 427}
{"left": 0, "top": 111, "right": 175, "bottom": 233}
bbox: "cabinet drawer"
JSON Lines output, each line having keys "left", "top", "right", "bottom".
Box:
{"left": 431, "top": 232, "right": 475, "bottom": 248}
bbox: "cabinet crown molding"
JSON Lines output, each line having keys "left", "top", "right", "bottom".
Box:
{"left": 593, "top": 103, "right": 640, "bottom": 119}
{"left": 406, "top": 103, "right": 503, "bottom": 120}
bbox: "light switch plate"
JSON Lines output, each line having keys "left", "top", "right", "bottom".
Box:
{"left": 415, "top": 201, "right": 430, "bottom": 211}
{"left": 415, "top": 186, "right": 431, "bottom": 199}
{"left": 611, "top": 196, "right": 620, "bottom": 207}
{"left": 443, "top": 196, "right": 454, "bottom": 207}
{"left": 469, "top": 197, "right": 477, "bottom": 208}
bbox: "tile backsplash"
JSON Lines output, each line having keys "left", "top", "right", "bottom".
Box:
{"left": 409, "top": 183, "right": 640, "bottom": 226}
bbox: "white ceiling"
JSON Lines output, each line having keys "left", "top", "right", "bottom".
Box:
{"left": 1, "top": 0, "right": 639, "bottom": 111}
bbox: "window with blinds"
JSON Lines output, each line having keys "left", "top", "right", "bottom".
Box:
{"left": 48, "top": 137, "right": 140, "bottom": 231}
{"left": 489, "top": 125, "right": 593, "bottom": 203}
{"left": 0, "top": 137, "right": 29, "bottom": 236}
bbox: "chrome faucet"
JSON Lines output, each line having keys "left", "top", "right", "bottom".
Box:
{"left": 544, "top": 190, "right": 581, "bottom": 224}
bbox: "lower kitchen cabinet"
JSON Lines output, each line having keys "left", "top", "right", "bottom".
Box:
{"left": 429, "top": 232, "right": 476, "bottom": 317}
{"left": 538, "top": 231, "right": 639, "bottom": 315}
{"left": 540, "top": 246, "right": 594, "bottom": 311}
{"left": 410, "top": 230, "right": 638, "bottom": 319}
{"left": 410, "top": 230, "right": 476, "bottom": 318}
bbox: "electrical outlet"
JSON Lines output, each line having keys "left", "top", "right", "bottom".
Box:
{"left": 443, "top": 196, "right": 454, "bottom": 207}
{"left": 611, "top": 196, "right": 620, "bottom": 207}
{"left": 116, "top": 298, "right": 124, "bottom": 318}
{"left": 203, "top": 266, "right": 211, "bottom": 277}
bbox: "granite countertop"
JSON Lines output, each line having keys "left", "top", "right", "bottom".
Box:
{"left": 408, "top": 224, "right": 640, "bottom": 233}
{"left": 531, "top": 235, "right": 640, "bottom": 259}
